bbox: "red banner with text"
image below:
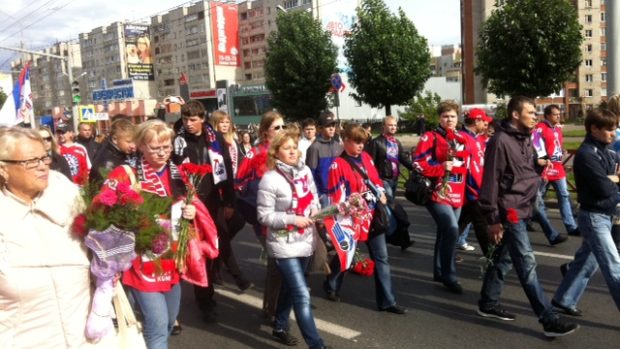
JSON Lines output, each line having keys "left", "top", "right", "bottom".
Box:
{"left": 210, "top": 2, "right": 240, "bottom": 67}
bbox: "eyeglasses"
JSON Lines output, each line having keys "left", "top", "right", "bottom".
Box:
{"left": 146, "top": 145, "right": 172, "bottom": 154}
{"left": 42, "top": 136, "right": 53, "bottom": 142}
{"left": 271, "top": 125, "right": 287, "bottom": 131}
{"left": 2, "top": 155, "right": 52, "bottom": 169}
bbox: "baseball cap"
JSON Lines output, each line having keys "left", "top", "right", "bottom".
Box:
{"left": 466, "top": 108, "right": 492, "bottom": 122}
{"left": 56, "top": 120, "right": 74, "bottom": 133}
{"left": 318, "top": 113, "right": 337, "bottom": 127}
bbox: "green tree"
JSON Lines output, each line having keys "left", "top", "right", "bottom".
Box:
{"left": 0, "top": 90, "right": 7, "bottom": 110}
{"left": 344, "top": 0, "right": 431, "bottom": 116}
{"left": 476, "top": 0, "right": 583, "bottom": 98}
{"left": 399, "top": 90, "right": 441, "bottom": 130}
{"left": 264, "top": 11, "right": 337, "bottom": 121}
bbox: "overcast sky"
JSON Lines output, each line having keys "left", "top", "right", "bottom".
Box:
{"left": 0, "top": 0, "right": 461, "bottom": 70}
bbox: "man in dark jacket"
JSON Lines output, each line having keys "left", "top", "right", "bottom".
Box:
{"left": 478, "top": 96, "right": 578, "bottom": 337}
{"left": 89, "top": 117, "right": 136, "bottom": 185}
{"left": 173, "top": 100, "right": 235, "bottom": 322}
{"left": 76, "top": 122, "right": 101, "bottom": 162}
{"left": 552, "top": 108, "right": 620, "bottom": 316}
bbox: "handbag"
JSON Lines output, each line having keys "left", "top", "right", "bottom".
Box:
{"left": 340, "top": 154, "right": 391, "bottom": 235}
{"left": 113, "top": 283, "right": 147, "bottom": 349}
{"left": 404, "top": 133, "right": 437, "bottom": 206}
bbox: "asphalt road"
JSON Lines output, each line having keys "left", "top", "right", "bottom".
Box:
{"left": 170, "top": 197, "right": 620, "bottom": 349}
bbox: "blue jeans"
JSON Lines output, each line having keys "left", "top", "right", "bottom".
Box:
{"left": 479, "top": 220, "right": 557, "bottom": 323}
{"left": 130, "top": 283, "right": 181, "bottom": 349}
{"left": 382, "top": 179, "right": 397, "bottom": 203}
{"left": 457, "top": 223, "right": 472, "bottom": 247}
{"left": 553, "top": 211, "right": 620, "bottom": 310}
{"left": 532, "top": 185, "right": 561, "bottom": 242}
{"left": 325, "top": 232, "right": 397, "bottom": 309}
{"left": 544, "top": 178, "right": 578, "bottom": 232}
{"left": 426, "top": 202, "right": 462, "bottom": 284}
{"left": 274, "top": 257, "right": 324, "bottom": 349}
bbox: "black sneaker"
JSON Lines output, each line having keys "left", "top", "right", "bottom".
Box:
{"left": 477, "top": 304, "right": 516, "bottom": 321}
{"left": 542, "top": 318, "right": 579, "bottom": 337}
{"left": 323, "top": 280, "right": 340, "bottom": 302}
{"left": 550, "top": 234, "right": 568, "bottom": 246}
{"left": 568, "top": 228, "right": 581, "bottom": 236}
{"left": 551, "top": 299, "right": 583, "bottom": 317}
{"left": 272, "top": 329, "right": 299, "bottom": 346}
{"left": 560, "top": 263, "right": 568, "bottom": 277}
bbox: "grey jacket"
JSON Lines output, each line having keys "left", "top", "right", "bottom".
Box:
{"left": 257, "top": 162, "right": 321, "bottom": 259}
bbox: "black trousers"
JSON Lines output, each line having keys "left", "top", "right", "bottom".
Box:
{"left": 457, "top": 200, "right": 490, "bottom": 256}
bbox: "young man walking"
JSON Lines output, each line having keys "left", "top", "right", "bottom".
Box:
{"left": 477, "top": 96, "right": 578, "bottom": 337}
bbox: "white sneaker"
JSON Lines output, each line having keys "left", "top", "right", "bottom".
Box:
{"left": 457, "top": 243, "right": 475, "bottom": 251}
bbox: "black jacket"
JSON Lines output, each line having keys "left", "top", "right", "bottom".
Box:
{"left": 172, "top": 127, "right": 235, "bottom": 215}
{"left": 366, "top": 134, "right": 413, "bottom": 180}
{"left": 76, "top": 136, "right": 101, "bottom": 163}
{"left": 574, "top": 134, "right": 618, "bottom": 215}
{"left": 90, "top": 140, "right": 135, "bottom": 186}
{"left": 479, "top": 120, "right": 541, "bottom": 225}
{"left": 50, "top": 151, "right": 72, "bottom": 180}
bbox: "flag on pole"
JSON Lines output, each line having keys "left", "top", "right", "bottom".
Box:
{"left": 324, "top": 214, "right": 358, "bottom": 271}
{"left": 0, "top": 64, "right": 33, "bottom": 126}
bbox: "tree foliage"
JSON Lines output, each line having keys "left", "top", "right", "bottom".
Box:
{"left": 399, "top": 90, "right": 441, "bottom": 130}
{"left": 264, "top": 11, "right": 337, "bottom": 121}
{"left": 476, "top": 0, "right": 583, "bottom": 98}
{"left": 344, "top": 0, "right": 431, "bottom": 115}
{"left": 0, "top": 90, "right": 7, "bottom": 110}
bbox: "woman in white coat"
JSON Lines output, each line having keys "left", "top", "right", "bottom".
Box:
{"left": 257, "top": 130, "right": 330, "bottom": 349}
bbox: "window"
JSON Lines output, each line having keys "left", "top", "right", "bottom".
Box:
{"left": 601, "top": 12, "right": 606, "bottom": 22}
{"left": 585, "top": 59, "right": 593, "bottom": 66}
{"left": 245, "top": 73, "right": 252, "bottom": 80}
{"left": 602, "top": 58, "right": 607, "bottom": 66}
{"left": 602, "top": 73, "right": 607, "bottom": 81}
{"left": 585, "top": 74, "right": 593, "bottom": 82}
{"left": 187, "top": 50, "right": 200, "bottom": 60}
{"left": 602, "top": 43, "right": 607, "bottom": 51}
{"left": 585, "top": 0, "right": 592, "bottom": 7}
{"left": 164, "top": 79, "right": 175, "bottom": 86}
{"left": 586, "top": 89, "right": 593, "bottom": 97}
{"left": 585, "top": 14, "right": 592, "bottom": 23}
{"left": 601, "top": 28, "right": 606, "bottom": 36}
{"left": 586, "top": 44, "right": 592, "bottom": 52}
{"left": 585, "top": 29, "right": 592, "bottom": 38}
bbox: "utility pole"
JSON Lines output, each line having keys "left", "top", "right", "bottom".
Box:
{"left": 0, "top": 44, "right": 76, "bottom": 129}
{"left": 608, "top": 0, "right": 619, "bottom": 97}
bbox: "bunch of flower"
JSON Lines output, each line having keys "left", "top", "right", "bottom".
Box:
{"left": 479, "top": 208, "right": 518, "bottom": 276}
{"left": 175, "top": 163, "right": 212, "bottom": 273}
{"left": 351, "top": 250, "right": 374, "bottom": 277}
{"left": 437, "top": 130, "right": 464, "bottom": 199}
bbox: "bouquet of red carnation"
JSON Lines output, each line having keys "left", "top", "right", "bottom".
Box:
{"left": 437, "top": 130, "right": 465, "bottom": 199}
{"left": 176, "top": 163, "right": 213, "bottom": 273}
{"left": 351, "top": 253, "right": 375, "bottom": 277}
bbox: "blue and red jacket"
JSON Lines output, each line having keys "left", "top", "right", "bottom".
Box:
{"left": 533, "top": 120, "right": 566, "bottom": 181}
{"left": 461, "top": 127, "right": 487, "bottom": 202}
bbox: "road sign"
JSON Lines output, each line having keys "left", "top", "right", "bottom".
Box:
{"left": 78, "top": 105, "right": 96, "bottom": 122}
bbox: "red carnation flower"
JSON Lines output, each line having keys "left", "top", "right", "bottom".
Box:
{"left": 97, "top": 189, "right": 118, "bottom": 207}
{"left": 506, "top": 208, "right": 519, "bottom": 224}
{"left": 71, "top": 214, "right": 88, "bottom": 238}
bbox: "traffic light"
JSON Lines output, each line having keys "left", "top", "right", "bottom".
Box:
{"left": 72, "top": 80, "right": 81, "bottom": 105}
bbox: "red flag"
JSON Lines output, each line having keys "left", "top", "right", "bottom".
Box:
{"left": 324, "top": 215, "right": 358, "bottom": 271}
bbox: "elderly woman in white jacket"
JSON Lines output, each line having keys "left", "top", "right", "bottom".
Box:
{"left": 257, "top": 130, "right": 330, "bottom": 349}
{"left": 0, "top": 127, "right": 113, "bottom": 348}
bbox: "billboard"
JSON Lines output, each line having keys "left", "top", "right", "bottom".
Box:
{"left": 125, "top": 24, "right": 154, "bottom": 80}
{"left": 322, "top": 0, "right": 359, "bottom": 72}
{"left": 210, "top": 2, "right": 240, "bottom": 66}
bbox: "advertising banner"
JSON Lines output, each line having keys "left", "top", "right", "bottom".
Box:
{"left": 322, "top": 0, "right": 359, "bottom": 72}
{"left": 125, "top": 24, "right": 154, "bottom": 80}
{"left": 210, "top": 2, "right": 240, "bottom": 66}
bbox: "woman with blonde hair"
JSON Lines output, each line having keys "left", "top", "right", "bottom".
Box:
{"left": 257, "top": 130, "right": 329, "bottom": 348}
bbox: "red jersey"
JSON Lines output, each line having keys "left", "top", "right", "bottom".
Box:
{"left": 412, "top": 130, "right": 470, "bottom": 208}
{"left": 461, "top": 127, "right": 487, "bottom": 201}
{"left": 327, "top": 152, "right": 383, "bottom": 241}
{"left": 60, "top": 143, "right": 91, "bottom": 185}
{"left": 534, "top": 120, "right": 566, "bottom": 181}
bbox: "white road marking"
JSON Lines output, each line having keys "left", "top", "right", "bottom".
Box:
{"left": 214, "top": 288, "right": 362, "bottom": 340}
{"left": 533, "top": 251, "right": 574, "bottom": 260}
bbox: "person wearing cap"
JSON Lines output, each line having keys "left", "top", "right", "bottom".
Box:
{"left": 531, "top": 104, "right": 575, "bottom": 244}
{"left": 305, "top": 111, "right": 343, "bottom": 207}
{"left": 56, "top": 121, "right": 91, "bottom": 186}
{"left": 456, "top": 108, "right": 492, "bottom": 255}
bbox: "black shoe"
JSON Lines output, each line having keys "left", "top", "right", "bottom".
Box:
{"left": 323, "top": 280, "right": 340, "bottom": 302}
{"left": 443, "top": 281, "right": 463, "bottom": 294}
{"left": 171, "top": 323, "right": 182, "bottom": 336}
{"left": 401, "top": 240, "right": 415, "bottom": 252}
{"left": 568, "top": 228, "right": 581, "bottom": 236}
{"left": 550, "top": 234, "right": 569, "bottom": 246}
{"left": 551, "top": 299, "right": 583, "bottom": 316}
{"left": 560, "top": 263, "right": 568, "bottom": 277}
{"left": 272, "top": 330, "right": 299, "bottom": 346}
{"left": 543, "top": 318, "right": 579, "bottom": 337}
{"left": 477, "top": 304, "right": 516, "bottom": 321}
{"left": 381, "top": 304, "right": 408, "bottom": 315}
{"left": 237, "top": 279, "right": 254, "bottom": 292}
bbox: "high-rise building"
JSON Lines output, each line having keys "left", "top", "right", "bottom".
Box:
{"left": 462, "top": 0, "right": 607, "bottom": 118}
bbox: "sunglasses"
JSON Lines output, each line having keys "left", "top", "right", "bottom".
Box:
{"left": 272, "top": 125, "right": 287, "bottom": 131}
{"left": 42, "top": 136, "right": 53, "bottom": 142}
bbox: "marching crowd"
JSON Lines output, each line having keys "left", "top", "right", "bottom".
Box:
{"left": 2, "top": 95, "right": 620, "bottom": 348}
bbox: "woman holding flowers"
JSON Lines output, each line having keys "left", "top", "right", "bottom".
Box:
{"left": 324, "top": 123, "right": 407, "bottom": 315}
{"left": 412, "top": 100, "right": 471, "bottom": 294}
{"left": 256, "top": 130, "right": 330, "bottom": 349}
{"left": 99, "top": 120, "right": 216, "bottom": 349}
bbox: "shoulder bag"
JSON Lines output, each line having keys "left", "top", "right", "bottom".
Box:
{"left": 404, "top": 133, "right": 436, "bottom": 206}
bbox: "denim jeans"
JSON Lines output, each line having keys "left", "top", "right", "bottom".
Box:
{"left": 382, "top": 179, "right": 397, "bottom": 203}
{"left": 130, "top": 283, "right": 181, "bottom": 349}
{"left": 426, "top": 202, "right": 462, "bottom": 284}
{"left": 553, "top": 211, "right": 620, "bottom": 310}
{"left": 457, "top": 200, "right": 491, "bottom": 255}
{"left": 479, "top": 220, "right": 557, "bottom": 323}
{"left": 544, "top": 178, "right": 578, "bottom": 232}
{"left": 326, "top": 232, "right": 397, "bottom": 309}
{"left": 532, "top": 185, "right": 561, "bottom": 243}
{"left": 274, "top": 257, "right": 325, "bottom": 349}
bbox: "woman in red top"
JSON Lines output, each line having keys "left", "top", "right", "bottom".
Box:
{"left": 412, "top": 100, "right": 470, "bottom": 294}
{"left": 101, "top": 120, "right": 199, "bottom": 349}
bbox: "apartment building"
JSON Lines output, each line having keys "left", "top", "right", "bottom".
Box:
{"left": 462, "top": 0, "right": 608, "bottom": 118}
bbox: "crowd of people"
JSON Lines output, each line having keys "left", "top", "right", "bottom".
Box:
{"left": 2, "top": 95, "right": 620, "bottom": 348}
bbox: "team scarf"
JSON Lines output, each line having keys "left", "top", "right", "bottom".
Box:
{"left": 274, "top": 160, "right": 315, "bottom": 234}
{"left": 136, "top": 157, "right": 183, "bottom": 197}
{"left": 176, "top": 123, "right": 228, "bottom": 185}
